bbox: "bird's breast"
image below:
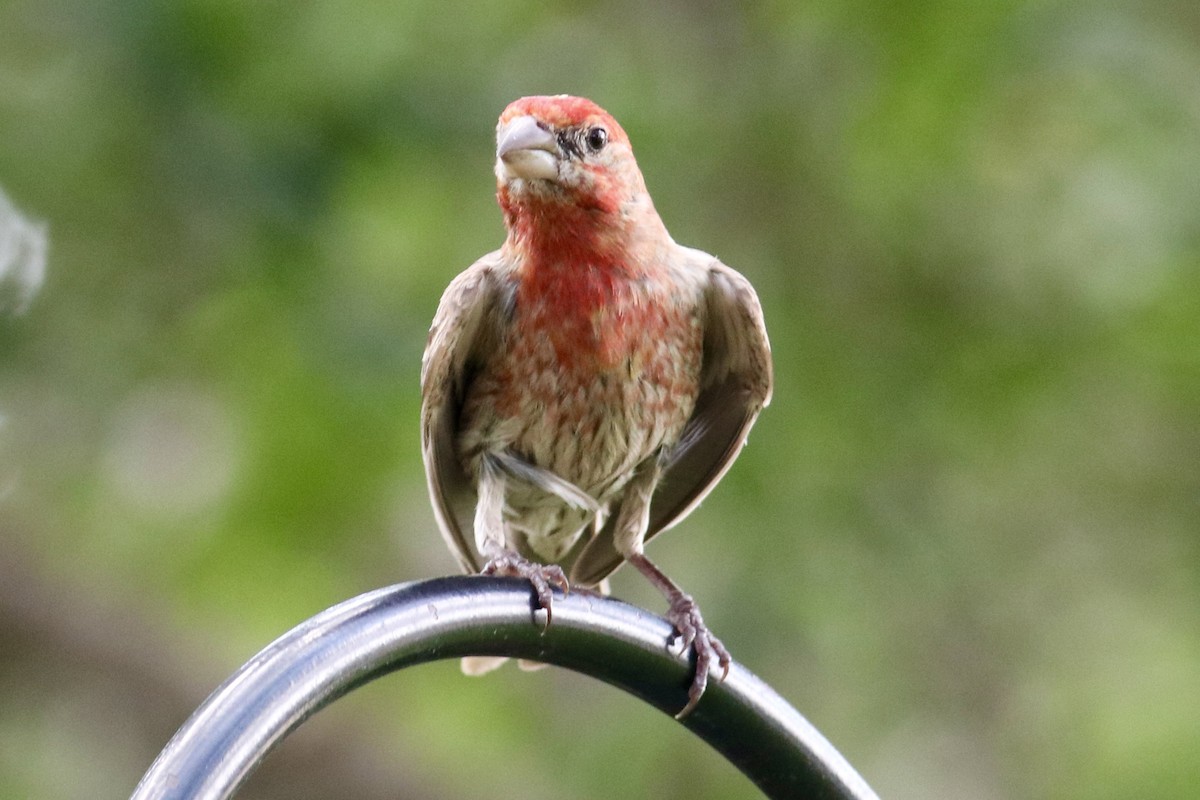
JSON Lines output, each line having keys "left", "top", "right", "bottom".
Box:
{"left": 458, "top": 271, "right": 703, "bottom": 498}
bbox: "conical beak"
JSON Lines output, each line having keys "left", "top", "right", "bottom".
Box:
{"left": 496, "top": 115, "right": 559, "bottom": 182}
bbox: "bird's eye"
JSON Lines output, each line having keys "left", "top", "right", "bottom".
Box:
{"left": 585, "top": 126, "right": 608, "bottom": 153}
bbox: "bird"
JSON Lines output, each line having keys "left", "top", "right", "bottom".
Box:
{"left": 420, "top": 95, "right": 772, "bottom": 717}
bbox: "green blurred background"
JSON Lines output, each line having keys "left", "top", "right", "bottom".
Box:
{"left": 2, "top": 1, "right": 1198, "bottom": 798}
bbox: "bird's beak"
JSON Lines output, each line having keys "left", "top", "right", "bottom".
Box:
{"left": 496, "top": 115, "right": 559, "bottom": 182}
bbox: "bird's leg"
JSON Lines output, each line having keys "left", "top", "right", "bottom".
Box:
{"left": 626, "top": 553, "right": 731, "bottom": 718}
{"left": 614, "top": 457, "right": 731, "bottom": 719}
{"left": 475, "top": 454, "right": 569, "bottom": 624}
{"left": 479, "top": 549, "right": 569, "bottom": 626}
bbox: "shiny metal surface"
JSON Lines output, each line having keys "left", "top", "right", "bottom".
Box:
{"left": 132, "top": 577, "right": 878, "bottom": 800}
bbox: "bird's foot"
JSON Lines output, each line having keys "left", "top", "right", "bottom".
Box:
{"left": 482, "top": 551, "right": 569, "bottom": 625}
{"left": 665, "top": 593, "right": 731, "bottom": 719}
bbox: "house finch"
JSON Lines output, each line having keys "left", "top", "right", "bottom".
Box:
{"left": 421, "top": 95, "right": 772, "bottom": 717}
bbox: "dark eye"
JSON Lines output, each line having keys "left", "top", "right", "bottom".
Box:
{"left": 585, "top": 126, "right": 608, "bottom": 153}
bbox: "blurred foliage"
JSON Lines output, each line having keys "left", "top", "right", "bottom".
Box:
{"left": 1, "top": 1, "right": 1198, "bottom": 798}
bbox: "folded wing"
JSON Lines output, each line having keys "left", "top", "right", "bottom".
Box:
{"left": 420, "top": 253, "right": 512, "bottom": 574}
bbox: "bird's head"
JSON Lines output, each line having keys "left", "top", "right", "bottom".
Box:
{"left": 494, "top": 95, "right": 650, "bottom": 223}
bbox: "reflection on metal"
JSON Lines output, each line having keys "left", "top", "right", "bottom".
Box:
{"left": 132, "top": 577, "right": 879, "bottom": 800}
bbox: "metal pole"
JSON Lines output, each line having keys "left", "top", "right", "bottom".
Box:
{"left": 131, "top": 577, "right": 879, "bottom": 800}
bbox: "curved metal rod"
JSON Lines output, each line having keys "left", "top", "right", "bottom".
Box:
{"left": 132, "top": 577, "right": 879, "bottom": 800}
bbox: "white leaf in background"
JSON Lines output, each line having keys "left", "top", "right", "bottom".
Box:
{"left": 0, "top": 187, "right": 48, "bottom": 315}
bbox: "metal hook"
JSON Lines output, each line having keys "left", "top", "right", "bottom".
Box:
{"left": 132, "top": 576, "right": 878, "bottom": 800}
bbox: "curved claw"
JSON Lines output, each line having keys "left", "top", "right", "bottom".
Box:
{"left": 666, "top": 594, "right": 731, "bottom": 719}
{"left": 482, "top": 552, "right": 569, "bottom": 626}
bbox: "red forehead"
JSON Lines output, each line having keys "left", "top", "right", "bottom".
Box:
{"left": 499, "top": 95, "right": 628, "bottom": 142}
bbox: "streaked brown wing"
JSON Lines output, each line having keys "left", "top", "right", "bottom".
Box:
{"left": 420, "top": 252, "right": 512, "bottom": 574}
{"left": 569, "top": 259, "right": 773, "bottom": 586}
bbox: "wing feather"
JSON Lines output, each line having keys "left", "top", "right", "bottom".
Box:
{"left": 420, "top": 252, "right": 512, "bottom": 574}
